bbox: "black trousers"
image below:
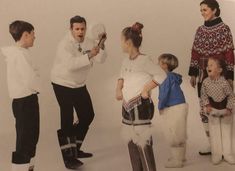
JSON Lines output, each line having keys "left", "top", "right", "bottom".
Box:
{"left": 52, "top": 83, "right": 94, "bottom": 141}
{"left": 12, "top": 94, "right": 40, "bottom": 164}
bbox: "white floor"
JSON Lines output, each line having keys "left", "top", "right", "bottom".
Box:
{"left": 0, "top": 76, "right": 235, "bottom": 171}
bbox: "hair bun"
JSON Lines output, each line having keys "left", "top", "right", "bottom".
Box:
{"left": 131, "top": 22, "right": 144, "bottom": 33}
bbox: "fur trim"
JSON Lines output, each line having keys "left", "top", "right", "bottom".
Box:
{"left": 160, "top": 103, "right": 188, "bottom": 146}
{"left": 121, "top": 124, "right": 154, "bottom": 147}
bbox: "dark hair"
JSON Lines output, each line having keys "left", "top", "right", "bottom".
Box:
{"left": 200, "top": 0, "right": 220, "bottom": 17}
{"left": 9, "top": 20, "right": 34, "bottom": 42}
{"left": 70, "top": 15, "right": 86, "bottom": 28}
{"left": 122, "top": 22, "right": 144, "bottom": 48}
{"left": 208, "top": 57, "right": 227, "bottom": 76}
{"left": 158, "top": 53, "right": 179, "bottom": 71}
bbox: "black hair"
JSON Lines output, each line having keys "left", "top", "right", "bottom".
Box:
{"left": 122, "top": 22, "right": 144, "bottom": 48}
{"left": 200, "top": 0, "right": 220, "bottom": 17}
{"left": 70, "top": 15, "right": 86, "bottom": 28}
{"left": 9, "top": 20, "right": 34, "bottom": 42}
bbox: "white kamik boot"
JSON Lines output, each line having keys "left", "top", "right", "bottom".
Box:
{"left": 199, "top": 122, "right": 211, "bottom": 155}
{"left": 221, "top": 115, "right": 235, "bottom": 164}
{"left": 165, "top": 146, "right": 184, "bottom": 168}
{"left": 209, "top": 115, "right": 223, "bottom": 165}
{"left": 12, "top": 163, "right": 29, "bottom": 171}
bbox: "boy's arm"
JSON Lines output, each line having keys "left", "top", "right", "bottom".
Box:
{"left": 16, "top": 54, "right": 39, "bottom": 92}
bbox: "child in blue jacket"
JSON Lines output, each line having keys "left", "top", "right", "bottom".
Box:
{"left": 158, "top": 53, "right": 188, "bottom": 168}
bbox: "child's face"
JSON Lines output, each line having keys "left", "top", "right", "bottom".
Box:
{"left": 159, "top": 59, "right": 168, "bottom": 72}
{"left": 207, "top": 59, "right": 222, "bottom": 78}
{"left": 70, "top": 22, "right": 86, "bottom": 43}
{"left": 22, "top": 30, "right": 35, "bottom": 48}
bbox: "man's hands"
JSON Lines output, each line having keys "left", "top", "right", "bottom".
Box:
{"left": 98, "top": 32, "right": 107, "bottom": 50}
{"left": 88, "top": 46, "right": 100, "bottom": 59}
{"left": 88, "top": 32, "right": 107, "bottom": 59}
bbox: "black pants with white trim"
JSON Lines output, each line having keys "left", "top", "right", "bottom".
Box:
{"left": 52, "top": 83, "right": 94, "bottom": 147}
{"left": 12, "top": 94, "right": 40, "bottom": 164}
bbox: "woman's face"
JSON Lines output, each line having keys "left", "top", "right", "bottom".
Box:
{"left": 200, "top": 4, "right": 216, "bottom": 21}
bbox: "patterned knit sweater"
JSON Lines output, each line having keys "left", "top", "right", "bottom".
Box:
{"left": 189, "top": 17, "right": 234, "bottom": 81}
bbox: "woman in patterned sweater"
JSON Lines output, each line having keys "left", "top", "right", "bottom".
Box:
{"left": 188, "top": 0, "right": 234, "bottom": 155}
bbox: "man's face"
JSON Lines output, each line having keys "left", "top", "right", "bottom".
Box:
{"left": 70, "top": 22, "right": 86, "bottom": 43}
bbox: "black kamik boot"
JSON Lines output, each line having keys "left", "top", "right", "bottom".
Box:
{"left": 57, "top": 130, "right": 83, "bottom": 170}
{"left": 73, "top": 123, "right": 93, "bottom": 158}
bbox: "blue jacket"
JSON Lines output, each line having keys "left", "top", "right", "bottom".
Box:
{"left": 158, "top": 72, "right": 186, "bottom": 110}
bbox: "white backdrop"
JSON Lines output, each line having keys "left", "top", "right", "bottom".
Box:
{"left": 0, "top": 0, "right": 235, "bottom": 170}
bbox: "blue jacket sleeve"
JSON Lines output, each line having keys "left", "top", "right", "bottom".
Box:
{"left": 158, "top": 77, "right": 170, "bottom": 110}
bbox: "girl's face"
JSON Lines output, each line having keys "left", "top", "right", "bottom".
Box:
{"left": 200, "top": 4, "right": 217, "bottom": 21}
{"left": 207, "top": 59, "right": 222, "bottom": 79}
{"left": 120, "top": 34, "right": 129, "bottom": 53}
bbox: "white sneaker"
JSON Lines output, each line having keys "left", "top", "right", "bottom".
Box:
{"left": 224, "top": 154, "right": 235, "bottom": 164}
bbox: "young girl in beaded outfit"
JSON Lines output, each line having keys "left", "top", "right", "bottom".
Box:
{"left": 116, "top": 22, "right": 166, "bottom": 171}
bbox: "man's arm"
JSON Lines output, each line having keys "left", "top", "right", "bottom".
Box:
{"left": 57, "top": 42, "right": 92, "bottom": 71}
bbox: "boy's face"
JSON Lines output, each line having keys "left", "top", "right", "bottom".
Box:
{"left": 21, "top": 30, "right": 35, "bottom": 48}
{"left": 71, "top": 22, "right": 86, "bottom": 43}
{"left": 200, "top": 4, "right": 216, "bottom": 21}
{"left": 207, "top": 59, "right": 222, "bottom": 78}
{"left": 159, "top": 59, "right": 168, "bottom": 72}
